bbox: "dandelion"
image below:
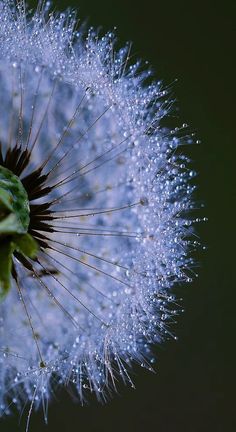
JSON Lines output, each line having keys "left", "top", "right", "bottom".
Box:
{"left": 0, "top": 0, "right": 198, "bottom": 426}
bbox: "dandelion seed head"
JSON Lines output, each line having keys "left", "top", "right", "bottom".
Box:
{"left": 0, "top": 0, "right": 199, "bottom": 421}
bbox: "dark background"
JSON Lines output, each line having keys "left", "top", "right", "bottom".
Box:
{"left": 1, "top": 0, "right": 234, "bottom": 431}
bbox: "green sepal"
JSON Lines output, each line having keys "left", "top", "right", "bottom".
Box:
{"left": 0, "top": 234, "right": 39, "bottom": 300}
{"left": 13, "top": 233, "right": 39, "bottom": 259}
{"left": 0, "top": 241, "right": 15, "bottom": 300}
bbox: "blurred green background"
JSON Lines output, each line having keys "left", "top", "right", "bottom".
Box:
{"left": 1, "top": 0, "right": 234, "bottom": 431}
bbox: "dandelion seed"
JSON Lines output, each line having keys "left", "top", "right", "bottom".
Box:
{"left": 0, "top": 0, "right": 200, "bottom": 425}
